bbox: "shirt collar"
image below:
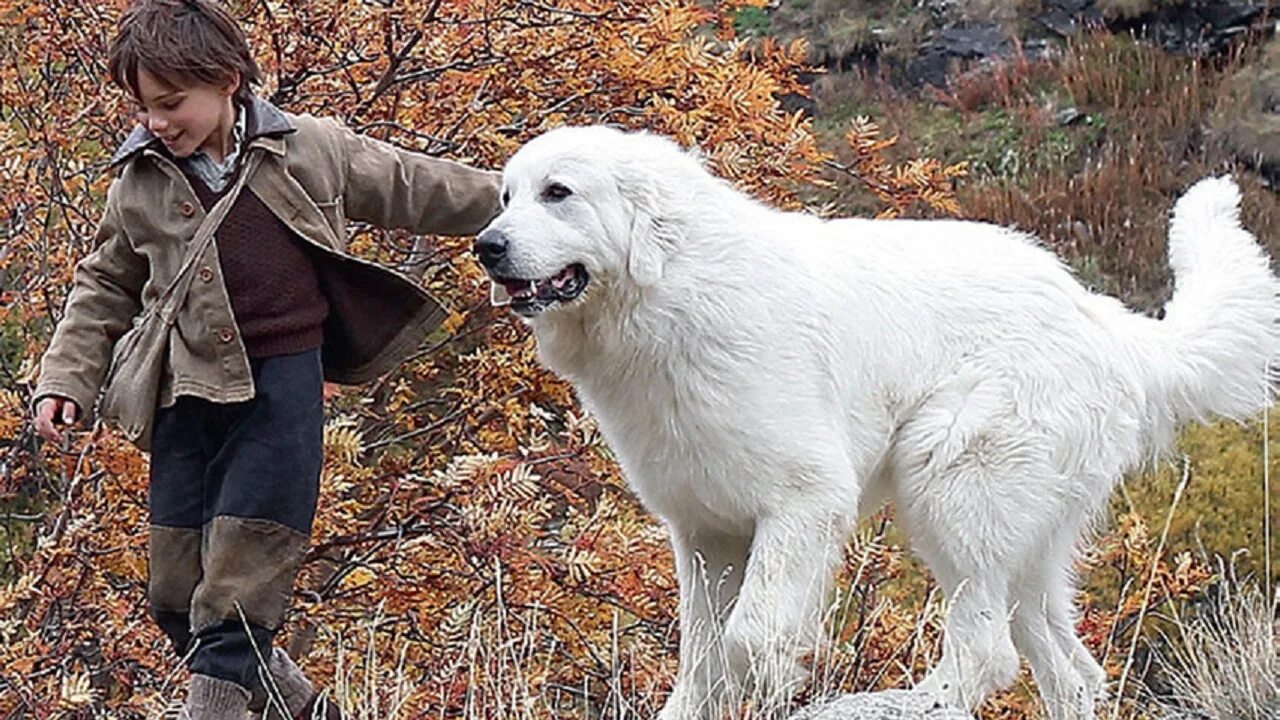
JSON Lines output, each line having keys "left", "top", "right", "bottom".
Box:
{"left": 109, "top": 95, "right": 296, "bottom": 169}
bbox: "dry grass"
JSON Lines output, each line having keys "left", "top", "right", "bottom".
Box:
{"left": 766, "top": 0, "right": 931, "bottom": 65}
{"left": 936, "top": 32, "right": 1279, "bottom": 308}
{"left": 1094, "top": 0, "right": 1181, "bottom": 21}
{"left": 1153, "top": 573, "right": 1279, "bottom": 720}
{"left": 809, "top": 30, "right": 1280, "bottom": 306}
{"left": 298, "top": 572, "right": 949, "bottom": 720}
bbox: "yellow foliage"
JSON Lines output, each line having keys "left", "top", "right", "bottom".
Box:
{"left": 835, "top": 116, "right": 969, "bottom": 219}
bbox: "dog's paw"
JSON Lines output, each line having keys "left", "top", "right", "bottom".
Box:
{"left": 721, "top": 617, "right": 807, "bottom": 707}
{"left": 656, "top": 702, "right": 685, "bottom": 720}
{"left": 913, "top": 673, "right": 969, "bottom": 712}
{"left": 721, "top": 615, "right": 765, "bottom": 679}
{"left": 657, "top": 684, "right": 702, "bottom": 720}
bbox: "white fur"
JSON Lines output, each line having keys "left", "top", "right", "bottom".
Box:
{"left": 481, "top": 126, "right": 1279, "bottom": 719}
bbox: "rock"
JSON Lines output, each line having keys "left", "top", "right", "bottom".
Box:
{"left": 906, "top": 22, "right": 1015, "bottom": 89}
{"left": 1209, "top": 37, "right": 1280, "bottom": 183}
{"left": 936, "top": 24, "right": 1009, "bottom": 59}
{"left": 1039, "top": 1, "right": 1267, "bottom": 55}
{"left": 1039, "top": 0, "right": 1105, "bottom": 37}
{"left": 770, "top": 0, "right": 1271, "bottom": 93}
{"left": 1049, "top": 0, "right": 1093, "bottom": 12}
{"left": 778, "top": 90, "right": 818, "bottom": 118}
{"left": 904, "top": 51, "right": 954, "bottom": 90}
{"left": 787, "top": 690, "right": 975, "bottom": 720}
{"left": 1056, "top": 107, "right": 1085, "bottom": 126}
{"left": 1110, "top": 1, "right": 1266, "bottom": 57}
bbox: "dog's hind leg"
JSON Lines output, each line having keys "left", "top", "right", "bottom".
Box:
{"left": 1009, "top": 498, "right": 1106, "bottom": 719}
{"left": 1010, "top": 558, "right": 1095, "bottom": 720}
{"left": 1039, "top": 554, "right": 1106, "bottom": 718}
{"left": 891, "top": 400, "right": 1050, "bottom": 709}
{"left": 660, "top": 525, "right": 750, "bottom": 720}
{"left": 913, "top": 571, "right": 1021, "bottom": 709}
{"left": 1053, "top": 602, "right": 1106, "bottom": 711}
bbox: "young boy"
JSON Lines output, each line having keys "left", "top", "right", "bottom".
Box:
{"left": 30, "top": 1, "right": 501, "bottom": 717}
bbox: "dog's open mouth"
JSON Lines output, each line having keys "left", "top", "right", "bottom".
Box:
{"left": 489, "top": 264, "right": 590, "bottom": 316}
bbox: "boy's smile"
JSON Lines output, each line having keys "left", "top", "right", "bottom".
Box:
{"left": 134, "top": 67, "right": 238, "bottom": 163}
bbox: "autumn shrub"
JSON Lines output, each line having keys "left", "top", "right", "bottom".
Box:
{"left": 0, "top": 1, "right": 829, "bottom": 715}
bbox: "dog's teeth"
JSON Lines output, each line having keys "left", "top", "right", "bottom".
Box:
{"left": 489, "top": 281, "right": 512, "bottom": 307}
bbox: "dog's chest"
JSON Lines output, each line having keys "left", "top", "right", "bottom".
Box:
{"left": 566, "top": 348, "right": 768, "bottom": 530}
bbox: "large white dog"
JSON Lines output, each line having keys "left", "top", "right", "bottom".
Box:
{"left": 473, "top": 126, "right": 1277, "bottom": 720}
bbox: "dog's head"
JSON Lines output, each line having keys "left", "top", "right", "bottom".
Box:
{"left": 475, "top": 125, "right": 698, "bottom": 319}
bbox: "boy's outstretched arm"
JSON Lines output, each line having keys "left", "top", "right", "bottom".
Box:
{"left": 32, "top": 183, "right": 148, "bottom": 426}
{"left": 330, "top": 119, "right": 501, "bottom": 237}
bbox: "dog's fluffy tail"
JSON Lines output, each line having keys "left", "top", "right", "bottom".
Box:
{"left": 1141, "top": 176, "right": 1277, "bottom": 446}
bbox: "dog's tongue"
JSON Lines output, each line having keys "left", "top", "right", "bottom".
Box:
{"left": 491, "top": 278, "right": 541, "bottom": 307}
{"left": 550, "top": 266, "right": 576, "bottom": 289}
{"left": 489, "top": 267, "right": 579, "bottom": 307}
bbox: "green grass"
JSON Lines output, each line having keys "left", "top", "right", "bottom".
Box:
{"left": 1118, "top": 411, "right": 1279, "bottom": 587}
{"left": 732, "top": 6, "right": 771, "bottom": 39}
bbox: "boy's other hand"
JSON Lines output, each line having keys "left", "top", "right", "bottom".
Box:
{"left": 34, "top": 396, "right": 78, "bottom": 444}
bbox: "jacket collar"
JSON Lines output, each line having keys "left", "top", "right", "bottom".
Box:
{"left": 109, "top": 95, "right": 295, "bottom": 168}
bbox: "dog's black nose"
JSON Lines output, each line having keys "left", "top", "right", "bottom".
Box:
{"left": 473, "top": 229, "right": 509, "bottom": 269}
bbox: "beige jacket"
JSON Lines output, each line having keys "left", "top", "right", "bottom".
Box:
{"left": 34, "top": 97, "right": 500, "bottom": 421}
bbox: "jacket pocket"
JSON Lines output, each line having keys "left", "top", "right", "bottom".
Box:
{"left": 314, "top": 197, "right": 346, "bottom": 249}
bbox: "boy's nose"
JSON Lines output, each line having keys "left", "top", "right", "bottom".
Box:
{"left": 148, "top": 116, "right": 168, "bottom": 132}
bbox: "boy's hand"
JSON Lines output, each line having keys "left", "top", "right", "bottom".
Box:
{"left": 34, "top": 396, "right": 79, "bottom": 444}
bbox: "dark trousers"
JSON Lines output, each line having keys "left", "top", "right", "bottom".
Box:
{"left": 147, "top": 348, "right": 323, "bottom": 692}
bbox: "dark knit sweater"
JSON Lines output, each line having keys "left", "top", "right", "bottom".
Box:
{"left": 186, "top": 170, "right": 329, "bottom": 358}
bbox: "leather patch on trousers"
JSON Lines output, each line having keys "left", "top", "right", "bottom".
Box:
{"left": 191, "top": 515, "right": 310, "bottom": 634}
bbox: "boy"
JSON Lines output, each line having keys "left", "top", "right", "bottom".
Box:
{"left": 30, "top": 1, "right": 501, "bottom": 717}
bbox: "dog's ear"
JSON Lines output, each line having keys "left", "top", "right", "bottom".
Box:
{"left": 621, "top": 173, "right": 681, "bottom": 288}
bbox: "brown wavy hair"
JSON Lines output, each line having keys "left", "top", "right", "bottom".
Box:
{"left": 108, "top": 0, "right": 262, "bottom": 102}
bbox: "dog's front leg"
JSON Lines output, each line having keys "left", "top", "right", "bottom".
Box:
{"left": 659, "top": 524, "right": 750, "bottom": 720}
{"left": 720, "top": 503, "right": 853, "bottom": 715}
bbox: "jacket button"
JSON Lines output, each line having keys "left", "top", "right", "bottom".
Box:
{"left": 217, "top": 327, "right": 235, "bottom": 344}
{"left": 179, "top": 201, "right": 196, "bottom": 217}
{"left": 198, "top": 267, "right": 214, "bottom": 283}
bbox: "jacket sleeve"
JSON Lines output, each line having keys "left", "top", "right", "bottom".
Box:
{"left": 32, "top": 182, "right": 148, "bottom": 417}
{"left": 333, "top": 119, "right": 502, "bottom": 237}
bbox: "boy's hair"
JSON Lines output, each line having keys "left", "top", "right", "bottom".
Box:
{"left": 108, "top": 0, "right": 262, "bottom": 103}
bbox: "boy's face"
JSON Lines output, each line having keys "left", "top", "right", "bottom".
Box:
{"left": 134, "top": 67, "right": 237, "bottom": 160}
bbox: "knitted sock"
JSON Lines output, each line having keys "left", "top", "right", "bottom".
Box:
{"left": 185, "top": 674, "right": 250, "bottom": 720}
{"left": 266, "top": 647, "right": 315, "bottom": 717}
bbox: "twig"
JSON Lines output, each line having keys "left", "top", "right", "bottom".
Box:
{"left": 1110, "top": 455, "right": 1192, "bottom": 718}
{"left": 1264, "top": 407, "right": 1273, "bottom": 608}
{"left": 823, "top": 158, "right": 896, "bottom": 198}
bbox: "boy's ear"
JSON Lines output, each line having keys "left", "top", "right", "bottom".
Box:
{"left": 220, "top": 70, "right": 241, "bottom": 97}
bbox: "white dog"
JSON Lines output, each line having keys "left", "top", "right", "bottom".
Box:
{"left": 473, "top": 126, "right": 1277, "bottom": 720}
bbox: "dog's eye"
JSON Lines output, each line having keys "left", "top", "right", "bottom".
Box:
{"left": 541, "top": 183, "right": 572, "bottom": 203}
{"left": 501, "top": 189, "right": 510, "bottom": 207}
